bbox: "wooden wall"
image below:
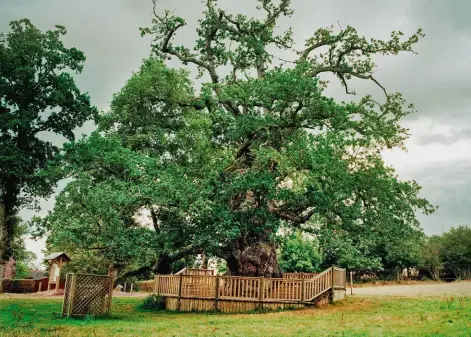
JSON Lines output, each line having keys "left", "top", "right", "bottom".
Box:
{"left": 165, "top": 297, "right": 306, "bottom": 313}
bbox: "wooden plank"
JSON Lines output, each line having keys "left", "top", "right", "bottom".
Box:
{"left": 67, "top": 274, "right": 77, "bottom": 317}
{"left": 177, "top": 274, "right": 183, "bottom": 311}
{"left": 107, "top": 275, "right": 114, "bottom": 314}
{"left": 330, "top": 266, "right": 335, "bottom": 304}
{"left": 61, "top": 273, "right": 69, "bottom": 315}
{"left": 213, "top": 275, "right": 219, "bottom": 311}
{"left": 157, "top": 275, "right": 161, "bottom": 295}
{"left": 258, "top": 277, "right": 264, "bottom": 308}
{"left": 350, "top": 271, "right": 353, "bottom": 295}
{"left": 301, "top": 278, "right": 305, "bottom": 302}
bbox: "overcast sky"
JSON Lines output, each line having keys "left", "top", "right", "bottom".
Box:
{"left": 1, "top": 0, "right": 470, "bottom": 261}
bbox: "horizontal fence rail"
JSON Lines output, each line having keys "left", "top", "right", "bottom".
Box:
{"left": 154, "top": 266, "right": 347, "bottom": 307}
{"left": 283, "top": 273, "right": 318, "bottom": 280}
{"left": 175, "top": 268, "right": 215, "bottom": 276}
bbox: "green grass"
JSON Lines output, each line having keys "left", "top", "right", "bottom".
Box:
{"left": 0, "top": 296, "right": 470, "bottom": 337}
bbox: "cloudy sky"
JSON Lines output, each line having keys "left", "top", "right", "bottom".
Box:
{"left": 1, "top": 0, "right": 470, "bottom": 260}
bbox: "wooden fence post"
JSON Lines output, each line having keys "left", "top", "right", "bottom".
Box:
{"left": 330, "top": 265, "right": 335, "bottom": 304}
{"left": 55, "top": 276, "right": 60, "bottom": 294}
{"left": 177, "top": 274, "right": 183, "bottom": 311}
{"left": 130, "top": 283, "right": 133, "bottom": 292}
{"left": 154, "top": 275, "right": 161, "bottom": 295}
{"left": 301, "top": 278, "right": 305, "bottom": 303}
{"left": 67, "top": 274, "right": 77, "bottom": 317}
{"left": 107, "top": 275, "right": 114, "bottom": 314}
{"left": 61, "top": 273, "right": 69, "bottom": 315}
{"left": 214, "top": 275, "right": 219, "bottom": 311}
{"left": 350, "top": 271, "right": 353, "bottom": 295}
{"left": 258, "top": 277, "right": 265, "bottom": 308}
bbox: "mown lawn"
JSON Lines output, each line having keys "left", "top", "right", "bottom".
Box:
{"left": 0, "top": 296, "right": 470, "bottom": 337}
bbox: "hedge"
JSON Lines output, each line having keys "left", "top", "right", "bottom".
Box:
{"left": 2, "top": 279, "right": 35, "bottom": 293}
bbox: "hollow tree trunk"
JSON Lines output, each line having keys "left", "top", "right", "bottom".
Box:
{"left": 224, "top": 241, "right": 282, "bottom": 278}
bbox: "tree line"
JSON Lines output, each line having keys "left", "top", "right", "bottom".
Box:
{"left": 280, "top": 225, "right": 471, "bottom": 281}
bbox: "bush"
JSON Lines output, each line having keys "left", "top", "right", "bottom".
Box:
{"left": 141, "top": 294, "right": 165, "bottom": 311}
{"left": 279, "top": 232, "right": 322, "bottom": 273}
{"left": 2, "top": 279, "right": 34, "bottom": 293}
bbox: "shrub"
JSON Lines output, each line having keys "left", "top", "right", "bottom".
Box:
{"left": 2, "top": 279, "right": 34, "bottom": 293}
{"left": 141, "top": 294, "right": 165, "bottom": 311}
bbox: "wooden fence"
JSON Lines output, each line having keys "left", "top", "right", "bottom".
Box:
{"left": 153, "top": 266, "right": 346, "bottom": 312}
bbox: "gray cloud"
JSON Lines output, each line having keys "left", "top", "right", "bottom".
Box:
{"left": 1, "top": 0, "right": 469, "bottom": 251}
{"left": 415, "top": 127, "right": 471, "bottom": 146}
{"left": 415, "top": 160, "right": 471, "bottom": 234}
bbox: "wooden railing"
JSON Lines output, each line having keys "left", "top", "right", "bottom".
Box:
{"left": 304, "top": 268, "right": 332, "bottom": 301}
{"left": 174, "top": 268, "right": 215, "bottom": 276}
{"left": 219, "top": 276, "right": 261, "bottom": 300}
{"left": 156, "top": 275, "right": 179, "bottom": 296}
{"left": 264, "top": 278, "right": 303, "bottom": 301}
{"left": 283, "top": 272, "right": 318, "bottom": 280}
{"left": 154, "top": 266, "right": 346, "bottom": 304}
{"left": 181, "top": 275, "right": 216, "bottom": 298}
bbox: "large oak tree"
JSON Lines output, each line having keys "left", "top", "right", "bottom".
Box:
{"left": 137, "top": 0, "right": 434, "bottom": 276}
{"left": 42, "top": 0, "right": 435, "bottom": 278}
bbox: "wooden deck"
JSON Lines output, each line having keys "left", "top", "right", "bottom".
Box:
{"left": 153, "top": 267, "right": 346, "bottom": 313}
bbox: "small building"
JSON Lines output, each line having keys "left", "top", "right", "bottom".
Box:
{"left": 44, "top": 252, "right": 71, "bottom": 292}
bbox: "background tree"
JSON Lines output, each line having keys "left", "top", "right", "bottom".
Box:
{"left": 439, "top": 226, "right": 471, "bottom": 279}
{"left": 0, "top": 19, "right": 96, "bottom": 265}
{"left": 278, "top": 232, "right": 322, "bottom": 273}
{"left": 137, "top": 0, "right": 434, "bottom": 276}
{"left": 420, "top": 235, "right": 443, "bottom": 281}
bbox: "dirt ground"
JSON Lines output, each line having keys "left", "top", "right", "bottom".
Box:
{"left": 349, "top": 280, "right": 471, "bottom": 297}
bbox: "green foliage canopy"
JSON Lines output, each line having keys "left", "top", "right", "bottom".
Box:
{"left": 0, "top": 19, "right": 96, "bottom": 262}
{"left": 278, "top": 232, "right": 322, "bottom": 273}
{"left": 42, "top": 0, "right": 435, "bottom": 277}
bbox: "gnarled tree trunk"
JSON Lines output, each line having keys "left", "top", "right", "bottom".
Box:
{"left": 223, "top": 241, "right": 282, "bottom": 278}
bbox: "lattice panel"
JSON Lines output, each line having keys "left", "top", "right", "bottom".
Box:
{"left": 62, "top": 273, "right": 113, "bottom": 317}
{"left": 61, "top": 274, "right": 73, "bottom": 316}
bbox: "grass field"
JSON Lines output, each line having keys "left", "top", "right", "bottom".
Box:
{"left": 0, "top": 296, "right": 470, "bottom": 337}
